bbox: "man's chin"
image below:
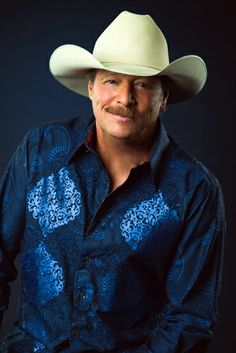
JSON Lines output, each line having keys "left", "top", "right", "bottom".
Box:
{"left": 108, "top": 130, "right": 139, "bottom": 142}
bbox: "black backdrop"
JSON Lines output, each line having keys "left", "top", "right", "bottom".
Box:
{"left": 0, "top": 1, "right": 235, "bottom": 352}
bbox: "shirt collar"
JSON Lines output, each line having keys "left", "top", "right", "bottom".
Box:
{"left": 149, "top": 118, "right": 170, "bottom": 187}
{"left": 66, "top": 116, "right": 170, "bottom": 187}
{"left": 66, "top": 116, "right": 95, "bottom": 164}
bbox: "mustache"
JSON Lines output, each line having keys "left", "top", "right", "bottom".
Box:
{"left": 104, "top": 105, "right": 138, "bottom": 118}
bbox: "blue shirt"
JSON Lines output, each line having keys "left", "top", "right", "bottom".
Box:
{"left": 0, "top": 116, "right": 225, "bottom": 353}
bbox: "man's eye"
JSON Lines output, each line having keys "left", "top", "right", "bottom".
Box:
{"left": 106, "top": 80, "right": 117, "bottom": 85}
{"left": 135, "top": 82, "right": 149, "bottom": 88}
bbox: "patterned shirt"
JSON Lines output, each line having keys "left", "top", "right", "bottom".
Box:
{"left": 0, "top": 116, "right": 225, "bottom": 353}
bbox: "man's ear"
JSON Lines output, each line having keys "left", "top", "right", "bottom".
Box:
{"left": 88, "top": 80, "right": 93, "bottom": 100}
{"left": 160, "top": 90, "right": 169, "bottom": 113}
{"left": 163, "top": 88, "right": 169, "bottom": 101}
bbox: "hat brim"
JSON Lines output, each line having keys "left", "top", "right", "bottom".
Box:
{"left": 49, "top": 44, "right": 207, "bottom": 104}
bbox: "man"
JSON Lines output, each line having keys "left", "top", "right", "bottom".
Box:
{"left": 0, "top": 10, "right": 225, "bottom": 353}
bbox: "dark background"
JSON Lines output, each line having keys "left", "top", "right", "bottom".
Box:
{"left": 0, "top": 0, "right": 235, "bottom": 352}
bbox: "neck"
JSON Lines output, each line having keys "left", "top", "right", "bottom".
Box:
{"left": 95, "top": 130, "right": 155, "bottom": 191}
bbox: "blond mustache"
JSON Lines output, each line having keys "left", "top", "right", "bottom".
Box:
{"left": 104, "top": 106, "right": 137, "bottom": 118}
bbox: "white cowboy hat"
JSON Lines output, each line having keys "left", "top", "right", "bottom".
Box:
{"left": 49, "top": 11, "right": 207, "bottom": 104}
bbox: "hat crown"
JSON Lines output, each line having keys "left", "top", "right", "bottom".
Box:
{"left": 93, "top": 11, "right": 169, "bottom": 71}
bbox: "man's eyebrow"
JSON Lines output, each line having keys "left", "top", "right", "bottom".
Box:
{"left": 100, "top": 72, "right": 121, "bottom": 79}
{"left": 99, "top": 72, "right": 156, "bottom": 83}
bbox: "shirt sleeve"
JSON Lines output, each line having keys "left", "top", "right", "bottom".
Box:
{"left": 136, "top": 180, "right": 226, "bottom": 353}
{"left": 0, "top": 131, "right": 32, "bottom": 326}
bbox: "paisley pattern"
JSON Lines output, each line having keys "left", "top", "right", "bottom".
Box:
{"left": 30, "top": 146, "right": 44, "bottom": 173}
{"left": 80, "top": 316, "right": 116, "bottom": 351}
{"left": 48, "top": 145, "right": 69, "bottom": 164}
{"left": 44, "top": 126, "right": 70, "bottom": 164}
{"left": 22, "top": 242, "right": 64, "bottom": 305}
{"left": 90, "top": 229, "right": 105, "bottom": 241}
{"left": 44, "top": 125, "right": 70, "bottom": 143}
{"left": 120, "top": 192, "right": 178, "bottom": 250}
{"left": 33, "top": 341, "right": 46, "bottom": 352}
{"left": 169, "top": 159, "right": 182, "bottom": 169}
{"left": 27, "top": 167, "right": 81, "bottom": 236}
{"left": 167, "top": 247, "right": 184, "bottom": 284}
{"left": 74, "top": 269, "right": 95, "bottom": 311}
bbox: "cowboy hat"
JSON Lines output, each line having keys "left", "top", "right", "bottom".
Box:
{"left": 49, "top": 11, "right": 207, "bottom": 104}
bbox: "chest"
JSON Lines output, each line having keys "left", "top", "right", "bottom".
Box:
{"left": 22, "top": 150, "right": 184, "bottom": 284}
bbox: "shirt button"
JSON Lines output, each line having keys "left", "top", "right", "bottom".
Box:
{"left": 80, "top": 291, "right": 86, "bottom": 300}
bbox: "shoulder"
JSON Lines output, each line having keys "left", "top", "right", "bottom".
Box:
{"left": 20, "top": 116, "right": 94, "bottom": 178}
{"left": 160, "top": 137, "right": 225, "bottom": 227}
{"left": 26, "top": 115, "right": 92, "bottom": 145}
{"left": 158, "top": 136, "right": 224, "bottom": 215}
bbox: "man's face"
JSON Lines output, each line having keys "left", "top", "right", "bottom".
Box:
{"left": 88, "top": 70, "right": 166, "bottom": 145}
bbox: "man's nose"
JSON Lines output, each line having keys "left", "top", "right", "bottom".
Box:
{"left": 117, "top": 83, "right": 135, "bottom": 106}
